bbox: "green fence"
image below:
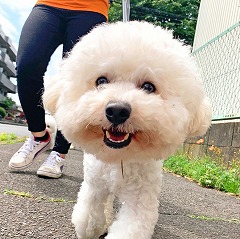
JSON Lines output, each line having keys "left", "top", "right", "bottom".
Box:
{"left": 192, "top": 22, "right": 240, "bottom": 120}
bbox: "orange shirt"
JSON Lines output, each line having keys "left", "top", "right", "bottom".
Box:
{"left": 36, "top": 0, "right": 109, "bottom": 19}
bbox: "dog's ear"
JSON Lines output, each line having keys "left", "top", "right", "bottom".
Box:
{"left": 43, "top": 75, "right": 63, "bottom": 115}
{"left": 188, "top": 97, "right": 212, "bottom": 137}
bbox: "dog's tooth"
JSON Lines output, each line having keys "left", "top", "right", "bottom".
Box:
{"left": 124, "top": 133, "right": 129, "bottom": 141}
{"left": 106, "top": 130, "right": 111, "bottom": 139}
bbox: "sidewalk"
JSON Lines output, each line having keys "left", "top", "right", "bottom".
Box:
{"left": 0, "top": 143, "right": 239, "bottom": 239}
{"left": 0, "top": 119, "right": 27, "bottom": 127}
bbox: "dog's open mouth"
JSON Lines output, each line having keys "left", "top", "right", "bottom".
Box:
{"left": 103, "top": 128, "right": 132, "bottom": 149}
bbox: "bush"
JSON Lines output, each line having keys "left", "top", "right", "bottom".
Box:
{"left": 0, "top": 107, "right": 7, "bottom": 118}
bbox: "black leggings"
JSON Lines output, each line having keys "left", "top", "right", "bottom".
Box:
{"left": 17, "top": 5, "right": 107, "bottom": 154}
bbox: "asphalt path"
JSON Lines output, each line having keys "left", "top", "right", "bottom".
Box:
{"left": 0, "top": 143, "right": 239, "bottom": 238}
{"left": 0, "top": 122, "right": 29, "bottom": 137}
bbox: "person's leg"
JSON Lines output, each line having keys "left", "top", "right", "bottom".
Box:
{"left": 37, "top": 11, "right": 107, "bottom": 178}
{"left": 17, "top": 5, "right": 64, "bottom": 134}
{"left": 9, "top": 5, "right": 65, "bottom": 170}
{"left": 53, "top": 11, "right": 107, "bottom": 155}
{"left": 63, "top": 11, "right": 107, "bottom": 55}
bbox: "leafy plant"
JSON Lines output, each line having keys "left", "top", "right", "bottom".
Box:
{"left": 0, "top": 97, "right": 16, "bottom": 110}
{"left": 0, "top": 107, "right": 6, "bottom": 118}
{"left": 163, "top": 153, "right": 240, "bottom": 195}
{"left": 0, "top": 132, "right": 26, "bottom": 144}
{"left": 0, "top": 132, "right": 17, "bottom": 141}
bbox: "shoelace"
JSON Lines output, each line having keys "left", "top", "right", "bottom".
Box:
{"left": 42, "top": 152, "right": 62, "bottom": 167}
{"left": 17, "top": 137, "right": 41, "bottom": 156}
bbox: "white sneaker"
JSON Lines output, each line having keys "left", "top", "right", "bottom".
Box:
{"left": 37, "top": 151, "right": 65, "bottom": 178}
{"left": 9, "top": 134, "right": 51, "bottom": 170}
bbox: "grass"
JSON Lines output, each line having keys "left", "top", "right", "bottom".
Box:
{"left": 188, "top": 214, "right": 240, "bottom": 224}
{"left": 4, "top": 189, "right": 76, "bottom": 203}
{"left": 163, "top": 153, "right": 240, "bottom": 196}
{"left": 4, "top": 189, "right": 33, "bottom": 198}
{"left": 0, "top": 132, "right": 26, "bottom": 144}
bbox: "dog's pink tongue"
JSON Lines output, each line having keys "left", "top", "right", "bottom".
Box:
{"left": 107, "top": 130, "right": 127, "bottom": 142}
{"left": 110, "top": 133, "right": 125, "bottom": 141}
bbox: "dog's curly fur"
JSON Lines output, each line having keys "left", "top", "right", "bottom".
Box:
{"left": 43, "top": 21, "right": 212, "bottom": 239}
{"left": 45, "top": 113, "right": 57, "bottom": 149}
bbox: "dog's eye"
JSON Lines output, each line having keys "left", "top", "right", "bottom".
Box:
{"left": 141, "top": 82, "right": 156, "bottom": 93}
{"left": 96, "top": 77, "right": 108, "bottom": 86}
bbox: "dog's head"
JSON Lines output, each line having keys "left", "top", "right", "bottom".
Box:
{"left": 43, "top": 21, "right": 211, "bottom": 162}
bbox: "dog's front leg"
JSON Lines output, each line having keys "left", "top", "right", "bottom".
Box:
{"left": 105, "top": 170, "right": 161, "bottom": 239}
{"left": 72, "top": 154, "right": 113, "bottom": 239}
{"left": 106, "top": 193, "right": 159, "bottom": 239}
{"left": 72, "top": 181, "right": 109, "bottom": 239}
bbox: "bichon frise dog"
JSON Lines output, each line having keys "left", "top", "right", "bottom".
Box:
{"left": 45, "top": 113, "right": 57, "bottom": 149}
{"left": 43, "top": 21, "right": 212, "bottom": 239}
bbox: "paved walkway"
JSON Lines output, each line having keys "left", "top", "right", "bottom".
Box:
{"left": 0, "top": 143, "right": 239, "bottom": 239}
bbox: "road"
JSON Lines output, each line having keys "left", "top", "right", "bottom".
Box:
{"left": 1, "top": 143, "right": 240, "bottom": 238}
{"left": 0, "top": 123, "right": 240, "bottom": 238}
{"left": 0, "top": 122, "right": 29, "bottom": 137}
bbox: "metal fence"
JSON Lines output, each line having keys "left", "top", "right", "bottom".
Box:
{"left": 192, "top": 21, "right": 240, "bottom": 120}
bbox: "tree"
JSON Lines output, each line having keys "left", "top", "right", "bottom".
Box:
{"left": 109, "top": 0, "right": 200, "bottom": 45}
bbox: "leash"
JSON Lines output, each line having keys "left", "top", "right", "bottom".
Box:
{"left": 122, "top": 0, "right": 130, "bottom": 22}
{"left": 120, "top": 0, "right": 130, "bottom": 179}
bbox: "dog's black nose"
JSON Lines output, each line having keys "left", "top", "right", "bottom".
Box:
{"left": 105, "top": 101, "right": 131, "bottom": 125}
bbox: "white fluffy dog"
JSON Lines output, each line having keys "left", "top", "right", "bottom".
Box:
{"left": 43, "top": 21, "right": 212, "bottom": 239}
{"left": 45, "top": 113, "right": 57, "bottom": 149}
